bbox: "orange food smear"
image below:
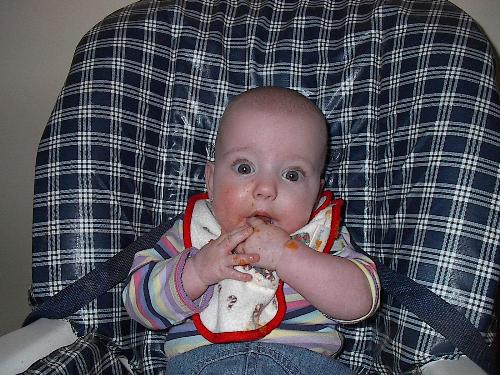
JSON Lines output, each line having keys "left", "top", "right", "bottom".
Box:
{"left": 285, "top": 240, "right": 299, "bottom": 250}
{"left": 315, "top": 240, "right": 323, "bottom": 250}
{"left": 233, "top": 254, "right": 249, "bottom": 266}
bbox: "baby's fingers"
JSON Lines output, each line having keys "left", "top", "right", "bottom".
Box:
{"left": 224, "top": 267, "right": 253, "bottom": 283}
{"left": 220, "top": 253, "right": 260, "bottom": 283}
{"left": 233, "top": 243, "right": 245, "bottom": 254}
{"left": 221, "top": 226, "right": 253, "bottom": 250}
{"left": 230, "top": 253, "right": 260, "bottom": 267}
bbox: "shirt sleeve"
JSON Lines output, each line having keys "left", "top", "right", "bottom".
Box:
{"left": 328, "top": 226, "right": 381, "bottom": 324}
{"left": 122, "top": 219, "right": 214, "bottom": 330}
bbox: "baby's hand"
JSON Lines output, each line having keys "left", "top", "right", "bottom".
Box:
{"left": 239, "top": 217, "right": 290, "bottom": 271}
{"left": 191, "top": 225, "right": 259, "bottom": 286}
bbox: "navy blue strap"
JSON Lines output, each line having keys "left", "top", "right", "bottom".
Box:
{"left": 349, "top": 238, "right": 496, "bottom": 375}
{"left": 23, "top": 221, "right": 170, "bottom": 326}
{"left": 377, "top": 261, "right": 496, "bottom": 374}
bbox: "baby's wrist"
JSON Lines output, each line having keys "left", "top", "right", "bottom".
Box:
{"left": 276, "top": 239, "right": 304, "bottom": 280}
{"left": 185, "top": 254, "right": 210, "bottom": 294}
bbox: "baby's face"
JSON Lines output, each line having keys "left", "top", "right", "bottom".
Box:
{"left": 205, "top": 105, "right": 326, "bottom": 234}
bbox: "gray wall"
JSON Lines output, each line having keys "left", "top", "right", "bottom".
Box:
{"left": 0, "top": 1, "right": 499, "bottom": 336}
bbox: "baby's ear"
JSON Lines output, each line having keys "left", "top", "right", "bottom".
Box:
{"left": 205, "top": 162, "right": 215, "bottom": 198}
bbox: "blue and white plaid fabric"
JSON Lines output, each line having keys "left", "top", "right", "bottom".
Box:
{"left": 28, "top": 0, "right": 500, "bottom": 374}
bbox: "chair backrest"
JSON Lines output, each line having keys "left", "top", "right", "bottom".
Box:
{"left": 31, "top": 0, "right": 500, "bottom": 373}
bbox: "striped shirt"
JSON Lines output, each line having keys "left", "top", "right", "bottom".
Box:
{"left": 123, "top": 206, "right": 380, "bottom": 359}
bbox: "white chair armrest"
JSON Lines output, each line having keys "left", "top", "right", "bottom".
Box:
{"left": 421, "top": 356, "right": 488, "bottom": 375}
{"left": 0, "top": 318, "right": 77, "bottom": 374}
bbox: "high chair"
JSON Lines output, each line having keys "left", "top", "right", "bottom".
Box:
{"left": 0, "top": 1, "right": 498, "bottom": 374}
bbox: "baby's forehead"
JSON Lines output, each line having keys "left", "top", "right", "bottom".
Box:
{"left": 219, "top": 95, "right": 325, "bottom": 135}
{"left": 216, "top": 113, "right": 326, "bottom": 165}
{"left": 214, "top": 88, "right": 328, "bottom": 160}
{"left": 217, "top": 104, "right": 324, "bottom": 141}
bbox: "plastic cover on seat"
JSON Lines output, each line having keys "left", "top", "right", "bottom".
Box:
{"left": 29, "top": 0, "right": 500, "bottom": 374}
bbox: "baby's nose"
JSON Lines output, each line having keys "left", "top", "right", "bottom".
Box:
{"left": 253, "top": 177, "right": 277, "bottom": 199}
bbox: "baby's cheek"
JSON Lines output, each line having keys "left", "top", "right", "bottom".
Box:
{"left": 222, "top": 186, "right": 251, "bottom": 204}
{"left": 214, "top": 187, "right": 252, "bottom": 231}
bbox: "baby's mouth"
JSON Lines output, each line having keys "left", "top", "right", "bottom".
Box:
{"left": 253, "top": 215, "right": 274, "bottom": 225}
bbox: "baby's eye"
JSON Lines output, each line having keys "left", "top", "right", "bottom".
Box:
{"left": 282, "top": 169, "right": 303, "bottom": 182}
{"left": 233, "top": 162, "right": 254, "bottom": 175}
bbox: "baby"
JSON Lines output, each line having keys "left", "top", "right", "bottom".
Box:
{"left": 123, "top": 87, "right": 380, "bottom": 374}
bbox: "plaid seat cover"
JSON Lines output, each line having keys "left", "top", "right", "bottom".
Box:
{"left": 29, "top": 0, "right": 500, "bottom": 374}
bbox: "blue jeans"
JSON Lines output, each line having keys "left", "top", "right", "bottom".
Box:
{"left": 165, "top": 342, "right": 355, "bottom": 375}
